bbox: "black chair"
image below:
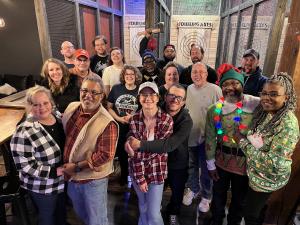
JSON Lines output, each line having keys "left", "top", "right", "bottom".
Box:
{"left": 0, "top": 142, "right": 31, "bottom": 225}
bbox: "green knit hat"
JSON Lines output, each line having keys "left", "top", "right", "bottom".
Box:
{"left": 218, "top": 64, "right": 244, "bottom": 87}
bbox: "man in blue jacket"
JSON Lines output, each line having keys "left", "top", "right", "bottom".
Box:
{"left": 239, "top": 49, "right": 267, "bottom": 96}
{"left": 126, "top": 84, "right": 193, "bottom": 225}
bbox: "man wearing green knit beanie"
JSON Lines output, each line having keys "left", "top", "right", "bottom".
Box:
{"left": 205, "top": 63, "right": 260, "bottom": 225}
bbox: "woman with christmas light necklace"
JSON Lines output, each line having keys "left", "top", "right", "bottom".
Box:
{"left": 234, "top": 72, "right": 299, "bottom": 225}
{"left": 205, "top": 64, "right": 260, "bottom": 225}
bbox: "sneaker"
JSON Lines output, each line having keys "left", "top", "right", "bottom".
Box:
{"left": 198, "top": 198, "right": 211, "bottom": 213}
{"left": 182, "top": 188, "right": 195, "bottom": 206}
{"left": 169, "top": 215, "right": 180, "bottom": 225}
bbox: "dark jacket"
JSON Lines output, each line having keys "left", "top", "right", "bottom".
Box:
{"left": 139, "top": 107, "right": 193, "bottom": 170}
{"left": 240, "top": 67, "right": 267, "bottom": 97}
{"left": 156, "top": 58, "right": 185, "bottom": 76}
{"left": 139, "top": 67, "right": 165, "bottom": 87}
{"left": 179, "top": 64, "right": 218, "bottom": 85}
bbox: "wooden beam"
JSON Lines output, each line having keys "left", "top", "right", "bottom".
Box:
{"left": 232, "top": 10, "right": 242, "bottom": 65}
{"left": 246, "top": 4, "right": 257, "bottom": 49}
{"left": 277, "top": 0, "right": 300, "bottom": 77}
{"left": 145, "top": 0, "right": 155, "bottom": 29}
{"left": 263, "top": 0, "right": 288, "bottom": 76}
{"left": 221, "top": 0, "right": 265, "bottom": 18}
{"left": 34, "top": 0, "right": 52, "bottom": 60}
{"left": 75, "top": 0, "right": 83, "bottom": 48}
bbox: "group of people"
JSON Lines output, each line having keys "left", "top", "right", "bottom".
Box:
{"left": 8, "top": 33, "right": 299, "bottom": 225}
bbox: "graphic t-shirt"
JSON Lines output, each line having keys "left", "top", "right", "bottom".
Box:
{"left": 107, "top": 84, "right": 139, "bottom": 117}
{"left": 90, "top": 54, "right": 108, "bottom": 77}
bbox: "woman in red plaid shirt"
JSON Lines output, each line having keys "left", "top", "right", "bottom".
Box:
{"left": 127, "top": 81, "right": 173, "bottom": 225}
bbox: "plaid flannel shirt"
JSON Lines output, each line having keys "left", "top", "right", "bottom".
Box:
{"left": 10, "top": 113, "right": 64, "bottom": 194}
{"left": 129, "top": 108, "right": 173, "bottom": 186}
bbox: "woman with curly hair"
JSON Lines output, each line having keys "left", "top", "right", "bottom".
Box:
{"left": 234, "top": 72, "right": 300, "bottom": 225}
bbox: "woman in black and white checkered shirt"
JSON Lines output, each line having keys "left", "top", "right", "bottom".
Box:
{"left": 10, "top": 85, "right": 66, "bottom": 225}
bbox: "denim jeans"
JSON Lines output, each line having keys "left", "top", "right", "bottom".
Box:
{"left": 132, "top": 181, "right": 164, "bottom": 225}
{"left": 68, "top": 178, "right": 109, "bottom": 225}
{"left": 186, "top": 142, "right": 212, "bottom": 199}
{"left": 28, "top": 191, "right": 66, "bottom": 225}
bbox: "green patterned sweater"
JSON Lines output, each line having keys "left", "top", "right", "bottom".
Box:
{"left": 240, "top": 111, "right": 299, "bottom": 193}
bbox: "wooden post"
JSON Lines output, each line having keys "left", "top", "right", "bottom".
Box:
{"left": 145, "top": 0, "right": 155, "bottom": 29}
{"left": 263, "top": 1, "right": 300, "bottom": 221}
{"left": 34, "top": 0, "right": 52, "bottom": 61}
{"left": 277, "top": 0, "right": 300, "bottom": 77}
{"left": 263, "top": 0, "right": 288, "bottom": 76}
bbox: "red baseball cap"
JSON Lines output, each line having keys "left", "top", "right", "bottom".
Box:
{"left": 74, "top": 49, "right": 90, "bottom": 59}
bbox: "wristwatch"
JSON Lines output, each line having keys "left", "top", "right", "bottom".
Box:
{"left": 74, "top": 162, "right": 81, "bottom": 173}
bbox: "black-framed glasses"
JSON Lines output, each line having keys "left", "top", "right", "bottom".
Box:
{"left": 259, "top": 92, "right": 286, "bottom": 98}
{"left": 80, "top": 89, "right": 102, "bottom": 96}
{"left": 166, "top": 93, "right": 184, "bottom": 102}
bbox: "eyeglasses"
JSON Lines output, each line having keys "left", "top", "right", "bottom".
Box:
{"left": 76, "top": 58, "right": 88, "bottom": 63}
{"left": 166, "top": 93, "right": 184, "bottom": 102}
{"left": 143, "top": 60, "right": 155, "bottom": 65}
{"left": 259, "top": 92, "right": 285, "bottom": 98}
{"left": 221, "top": 81, "right": 241, "bottom": 88}
{"left": 139, "top": 93, "right": 158, "bottom": 98}
{"left": 80, "top": 89, "right": 102, "bottom": 96}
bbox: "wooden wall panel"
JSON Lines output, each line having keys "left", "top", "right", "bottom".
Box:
{"left": 82, "top": 7, "right": 96, "bottom": 55}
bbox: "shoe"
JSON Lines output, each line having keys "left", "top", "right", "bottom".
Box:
{"left": 182, "top": 188, "right": 195, "bottom": 206}
{"left": 169, "top": 215, "right": 180, "bottom": 225}
{"left": 198, "top": 197, "right": 211, "bottom": 213}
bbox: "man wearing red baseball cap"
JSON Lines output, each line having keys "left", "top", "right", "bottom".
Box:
{"left": 69, "top": 49, "right": 99, "bottom": 86}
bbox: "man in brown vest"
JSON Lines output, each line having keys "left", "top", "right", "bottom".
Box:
{"left": 62, "top": 74, "right": 119, "bottom": 225}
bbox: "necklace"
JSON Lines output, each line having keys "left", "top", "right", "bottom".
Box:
{"left": 214, "top": 97, "right": 247, "bottom": 143}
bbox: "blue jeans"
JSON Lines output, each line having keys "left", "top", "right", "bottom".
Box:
{"left": 186, "top": 142, "right": 212, "bottom": 199}
{"left": 68, "top": 178, "right": 108, "bottom": 225}
{"left": 133, "top": 181, "right": 164, "bottom": 225}
{"left": 28, "top": 191, "right": 66, "bottom": 225}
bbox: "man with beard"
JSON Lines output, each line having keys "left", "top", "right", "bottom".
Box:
{"left": 90, "top": 35, "right": 109, "bottom": 77}
{"left": 239, "top": 49, "right": 267, "bottom": 96}
{"left": 140, "top": 51, "right": 165, "bottom": 86}
{"left": 205, "top": 64, "right": 260, "bottom": 225}
{"left": 60, "top": 41, "right": 75, "bottom": 68}
{"left": 157, "top": 44, "right": 184, "bottom": 75}
{"left": 179, "top": 44, "right": 218, "bottom": 85}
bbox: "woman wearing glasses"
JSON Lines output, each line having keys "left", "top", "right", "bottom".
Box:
{"left": 127, "top": 82, "right": 173, "bottom": 225}
{"left": 10, "top": 86, "right": 66, "bottom": 225}
{"left": 234, "top": 73, "right": 299, "bottom": 225}
{"left": 40, "top": 58, "right": 79, "bottom": 112}
{"left": 107, "top": 65, "right": 142, "bottom": 186}
{"left": 102, "top": 47, "right": 125, "bottom": 96}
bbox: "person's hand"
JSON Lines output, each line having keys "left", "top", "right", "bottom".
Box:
{"left": 139, "top": 182, "right": 148, "bottom": 193}
{"left": 56, "top": 166, "right": 64, "bottom": 176}
{"left": 233, "top": 131, "right": 246, "bottom": 144}
{"left": 123, "top": 113, "right": 132, "bottom": 123}
{"left": 125, "top": 140, "right": 135, "bottom": 157}
{"left": 118, "top": 116, "right": 129, "bottom": 124}
{"left": 209, "top": 169, "right": 220, "bottom": 181}
{"left": 128, "top": 137, "right": 141, "bottom": 151}
{"left": 63, "top": 163, "right": 76, "bottom": 176}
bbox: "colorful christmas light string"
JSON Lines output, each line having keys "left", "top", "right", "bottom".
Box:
{"left": 214, "top": 97, "right": 247, "bottom": 143}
